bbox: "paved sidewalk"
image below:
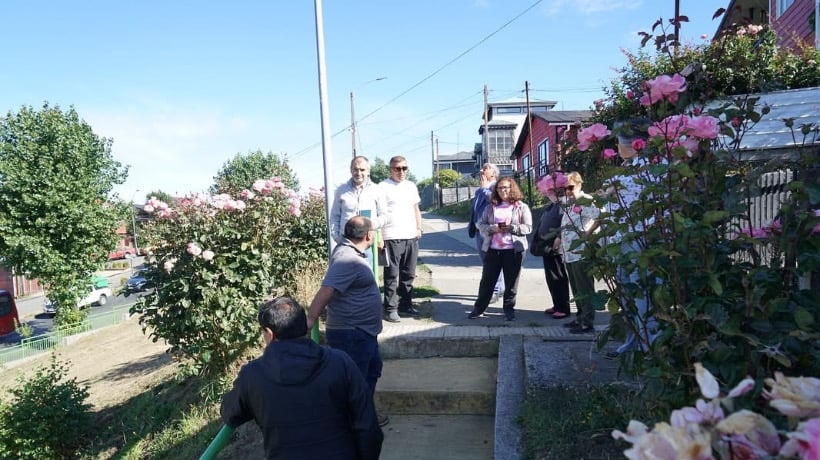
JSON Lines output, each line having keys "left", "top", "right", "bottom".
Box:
{"left": 378, "top": 212, "right": 611, "bottom": 340}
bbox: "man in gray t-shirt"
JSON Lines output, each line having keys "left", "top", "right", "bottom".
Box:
{"left": 307, "top": 215, "right": 388, "bottom": 426}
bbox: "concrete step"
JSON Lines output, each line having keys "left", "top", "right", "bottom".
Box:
{"left": 376, "top": 357, "right": 497, "bottom": 415}
{"left": 379, "top": 415, "right": 494, "bottom": 460}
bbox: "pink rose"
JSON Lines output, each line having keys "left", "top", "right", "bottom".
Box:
{"left": 573, "top": 206, "right": 582, "bottom": 214}
{"left": 240, "top": 189, "right": 256, "bottom": 199}
{"left": 187, "top": 242, "right": 202, "bottom": 257}
{"left": 626, "top": 89, "right": 634, "bottom": 100}
{"left": 688, "top": 115, "right": 720, "bottom": 140}
{"left": 163, "top": 259, "right": 176, "bottom": 273}
{"left": 289, "top": 205, "right": 301, "bottom": 217}
{"left": 649, "top": 115, "right": 690, "bottom": 140}
{"left": 631, "top": 139, "right": 646, "bottom": 151}
{"left": 603, "top": 148, "right": 617, "bottom": 159}
{"left": 536, "top": 172, "right": 569, "bottom": 195}
{"left": 780, "top": 418, "right": 820, "bottom": 459}
{"left": 144, "top": 204, "right": 155, "bottom": 213}
{"left": 640, "top": 73, "right": 688, "bottom": 106}
{"left": 201, "top": 250, "right": 214, "bottom": 262}
{"left": 577, "top": 123, "right": 611, "bottom": 151}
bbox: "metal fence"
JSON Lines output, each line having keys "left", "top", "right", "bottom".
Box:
{"left": 0, "top": 303, "right": 134, "bottom": 366}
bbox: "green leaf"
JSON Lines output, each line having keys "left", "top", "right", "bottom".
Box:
{"left": 702, "top": 211, "right": 728, "bottom": 225}
{"left": 794, "top": 307, "right": 814, "bottom": 329}
{"left": 708, "top": 274, "right": 723, "bottom": 295}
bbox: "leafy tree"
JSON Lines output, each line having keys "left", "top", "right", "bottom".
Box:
{"left": 211, "top": 150, "right": 298, "bottom": 194}
{"left": 435, "top": 169, "right": 461, "bottom": 188}
{"left": 144, "top": 189, "right": 176, "bottom": 205}
{"left": 0, "top": 356, "right": 92, "bottom": 459}
{"left": 0, "top": 104, "right": 127, "bottom": 324}
{"left": 369, "top": 156, "right": 417, "bottom": 184}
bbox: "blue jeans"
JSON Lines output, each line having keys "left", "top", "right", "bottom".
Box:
{"left": 325, "top": 328, "right": 383, "bottom": 398}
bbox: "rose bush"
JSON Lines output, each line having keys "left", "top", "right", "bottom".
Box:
{"left": 132, "top": 177, "right": 326, "bottom": 377}
{"left": 556, "top": 14, "right": 820, "bottom": 410}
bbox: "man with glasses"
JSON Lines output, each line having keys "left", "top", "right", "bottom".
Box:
{"left": 469, "top": 163, "right": 504, "bottom": 303}
{"left": 378, "top": 156, "right": 422, "bottom": 322}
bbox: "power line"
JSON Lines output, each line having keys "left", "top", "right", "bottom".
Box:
{"left": 290, "top": 0, "right": 546, "bottom": 160}
{"left": 354, "top": 0, "right": 546, "bottom": 125}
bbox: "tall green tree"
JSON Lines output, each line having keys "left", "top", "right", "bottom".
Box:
{"left": 143, "top": 189, "right": 175, "bottom": 205}
{"left": 369, "top": 156, "right": 417, "bottom": 184}
{"left": 0, "top": 103, "right": 127, "bottom": 324}
{"left": 211, "top": 150, "right": 298, "bottom": 194}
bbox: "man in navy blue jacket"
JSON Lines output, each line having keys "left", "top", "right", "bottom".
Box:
{"left": 221, "top": 297, "right": 383, "bottom": 460}
{"left": 469, "top": 162, "right": 503, "bottom": 301}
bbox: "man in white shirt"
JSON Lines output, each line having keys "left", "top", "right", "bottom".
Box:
{"left": 378, "top": 156, "right": 422, "bottom": 322}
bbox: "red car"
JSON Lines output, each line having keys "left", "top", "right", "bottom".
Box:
{"left": 108, "top": 248, "right": 137, "bottom": 260}
{"left": 0, "top": 290, "right": 19, "bottom": 336}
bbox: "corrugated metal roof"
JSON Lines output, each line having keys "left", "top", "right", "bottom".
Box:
{"left": 533, "top": 110, "right": 592, "bottom": 123}
{"left": 710, "top": 87, "right": 820, "bottom": 158}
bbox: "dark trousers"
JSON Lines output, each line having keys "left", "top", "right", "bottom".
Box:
{"left": 473, "top": 248, "right": 523, "bottom": 319}
{"left": 542, "top": 253, "right": 570, "bottom": 314}
{"left": 326, "top": 328, "right": 383, "bottom": 399}
{"left": 567, "top": 259, "right": 595, "bottom": 327}
{"left": 382, "top": 238, "right": 418, "bottom": 312}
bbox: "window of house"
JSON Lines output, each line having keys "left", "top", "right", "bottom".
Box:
{"left": 776, "top": 0, "right": 794, "bottom": 15}
{"left": 487, "top": 129, "right": 514, "bottom": 159}
{"left": 537, "top": 140, "right": 549, "bottom": 176}
{"left": 496, "top": 107, "right": 522, "bottom": 114}
{"left": 522, "top": 153, "right": 531, "bottom": 172}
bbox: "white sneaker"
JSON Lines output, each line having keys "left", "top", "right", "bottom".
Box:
{"left": 490, "top": 293, "right": 500, "bottom": 304}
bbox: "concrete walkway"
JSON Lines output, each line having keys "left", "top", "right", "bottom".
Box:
{"left": 377, "top": 212, "right": 627, "bottom": 460}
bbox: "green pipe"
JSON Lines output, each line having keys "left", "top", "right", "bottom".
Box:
{"left": 199, "top": 424, "right": 235, "bottom": 460}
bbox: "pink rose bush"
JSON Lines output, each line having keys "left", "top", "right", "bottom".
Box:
{"left": 577, "top": 123, "right": 611, "bottom": 151}
{"left": 614, "top": 364, "right": 820, "bottom": 459}
{"left": 132, "top": 175, "right": 327, "bottom": 377}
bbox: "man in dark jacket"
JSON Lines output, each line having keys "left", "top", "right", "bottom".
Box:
{"left": 469, "top": 162, "right": 503, "bottom": 302}
{"left": 221, "top": 297, "right": 383, "bottom": 460}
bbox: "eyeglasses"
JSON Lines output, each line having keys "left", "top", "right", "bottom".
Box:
{"left": 392, "top": 166, "right": 408, "bottom": 171}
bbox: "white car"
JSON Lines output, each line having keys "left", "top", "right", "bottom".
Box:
{"left": 43, "top": 285, "right": 114, "bottom": 315}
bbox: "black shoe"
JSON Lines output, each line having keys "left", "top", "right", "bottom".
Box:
{"left": 569, "top": 325, "right": 595, "bottom": 334}
{"left": 604, "top": 351, "right": 620, "bottom": 360}
{"left": 562, "top": 320, "right": 580, "bottom": 328}
{"left": 505, "top": 316, "right": 516, "bottom": 322}
{"left": 468, "top": 311, "right": 486, "bottom": 319}
{"left": 398, "top": 307, "right": 421, "bottom": 317}
{"left": 383, "top": 312, "right": 400, "bottom": 323}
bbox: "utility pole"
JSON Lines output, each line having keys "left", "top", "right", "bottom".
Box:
{"left": 350, "top": 91, "right": 357, "bottom": 157}
{"left": 674, "top": 0, "right": 680, "bottom": 49}
{"left": 431, "top": 130, "right": 438, "bottom": 208}
{"left": 525, "top": 81, "right": 534, "bottom": 204}
{"left": 482, "top": 84, "right": 489, "bottom": 167}
{"left": 435, "top": 137, "right": 441, "bottom": 207}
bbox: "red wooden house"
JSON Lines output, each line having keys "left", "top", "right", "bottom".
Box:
{"left": 717, "top": 0, "right": 817, "bottom": 49}
{"left": 510, "top": 110, "right": 592, "bottom": 182}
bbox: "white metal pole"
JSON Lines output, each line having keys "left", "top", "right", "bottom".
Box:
{"left": 314, "top": 0, "right": 335, "bottom": 259}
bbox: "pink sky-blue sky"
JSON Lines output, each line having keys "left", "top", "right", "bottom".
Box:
{"left": 0, "top": 0, "right": 730, "bottom": 201}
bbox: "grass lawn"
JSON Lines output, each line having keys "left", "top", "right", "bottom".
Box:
{"left": 519, "top": 384, "right": 659, "bottom": 460}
